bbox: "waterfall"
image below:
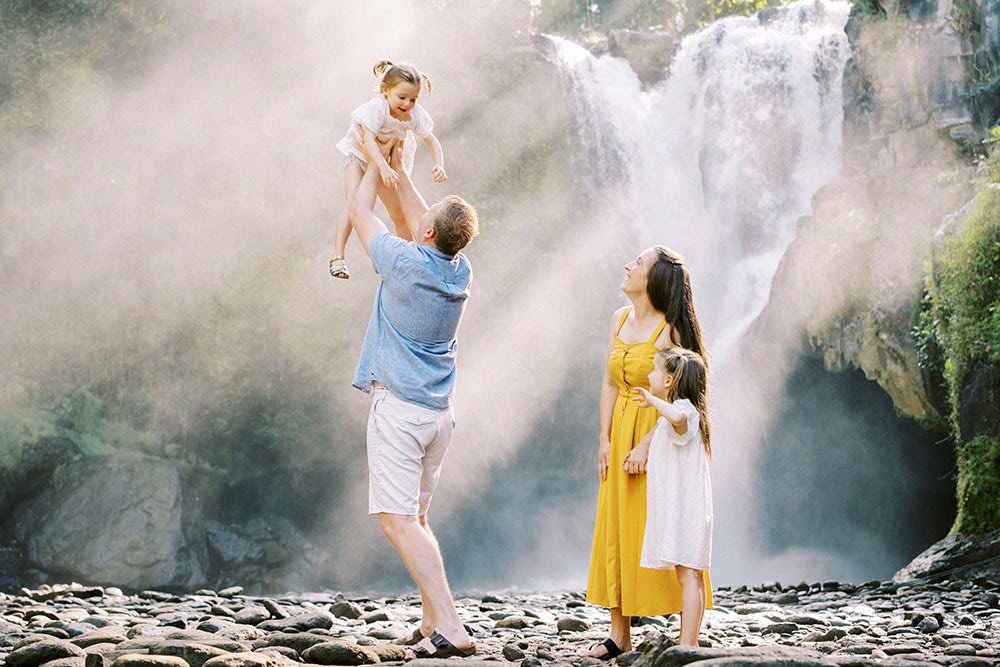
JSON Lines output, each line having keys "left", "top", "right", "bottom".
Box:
{"left": 542, "top": 0, "right": 853, "bottom": 584}
{"left": 544, "top": 0, "right": 851, "bottom": 337}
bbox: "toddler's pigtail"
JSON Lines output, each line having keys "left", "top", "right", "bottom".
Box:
{"left": 373, "top": 59, "right": 393, "bottom": 81}
{"left": 421, "top": 73, "right": 432, "bottom": 93}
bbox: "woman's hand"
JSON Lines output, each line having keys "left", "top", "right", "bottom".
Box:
{"left": 623, "top": 431, "right": 652, "bottom": 475}
{"left": 598, "top": 437, "right": 610, "bottom": 481}
{"left": 632, "top": 387, "right": 653, "bottom": 407}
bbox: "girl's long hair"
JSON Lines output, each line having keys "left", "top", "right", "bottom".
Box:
{"left": 647, "top": 246, "right": 705, "bottom": 361}
{"left": 659, "top": 347, "right": 711, "bottom": 458}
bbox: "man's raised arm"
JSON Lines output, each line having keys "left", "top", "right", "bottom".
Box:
{"left": 349, "top": 164, "right": 389, "bottom": 258}
{"left": 388, "top": 141, "right": 430, "bottom": 240}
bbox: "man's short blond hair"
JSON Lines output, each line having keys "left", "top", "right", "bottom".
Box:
{"left": 433, "top": 195, "right": 479, "bottom": 256}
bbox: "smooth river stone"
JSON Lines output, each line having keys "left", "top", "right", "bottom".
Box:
{"left": 109, "top": 655, "right": 191, "bottom": 667}
{"left": 302, "top": 641, "right": 380, "bottom": 666}
{"left": 202, "top": 653, "right": 285, "bottom": 667}
{"left": 147, "top": 640, "right": 232, "bottom": 667}
{"left": 7, "top": 638, "right": 87, "bottom": 667}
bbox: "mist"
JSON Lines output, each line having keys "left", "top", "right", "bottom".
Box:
{"left": 0, "top": 0, "right": 959, "bottom": 593}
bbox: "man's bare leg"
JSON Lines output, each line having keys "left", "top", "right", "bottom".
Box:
{"left": 378, "top": 513, "right": 472, "bottom": 650}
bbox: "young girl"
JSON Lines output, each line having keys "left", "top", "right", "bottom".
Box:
{"left": 330, "top": 60, "right": 447, "bottom": 279}
{"left": 632, "top": 347, "right": 712, "bottom": 647}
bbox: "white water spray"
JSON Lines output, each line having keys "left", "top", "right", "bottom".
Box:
{"left": 543, "top": 0, "right": 854, "bottom": 584}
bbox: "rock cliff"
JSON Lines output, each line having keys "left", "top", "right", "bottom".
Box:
{"left": 759, "top": 0, "right": 998, "bottom": 422}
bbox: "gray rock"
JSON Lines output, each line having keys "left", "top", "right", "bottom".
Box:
{"left": 894, "top": 529, "right": 1000, "bottom": 585}
{"left": 260, "top": 599, "right": 288, "bottom": 620}
{"left": 251, "top": 632, "right": 334, "bottom": 654}
{"left": 109, "top": 656, "right": 190, "bottom": 667}
{"left": 257, "top": 611, "right": 334, "bottom": 632}
{"left": 764, "top": 622, "right": 799, "bottom": 635}
{"left": 916, "top": 616, "right": 940, "bottom": 633}
{"left": 607, "top": 29, "right": 678, "bottom": 86}
{"left": 633, "top": 644, "right": 836, "bottom": 667}
{"left": 7, "top": 638, "right": 87, "bottom": 667}
{"left": 521, "top": 659, "right": 542, "bottom": 667}
{"left": 218, "top": 587, "right": 244, "bottom": 599}
{"left": 302, "top": 641, "right": 379, "bottom": 666}
{"left": 201, "top": 654, "right": 275, "bottom": 667}
{"left": 13, "top": 453, "right": 207, "bottom": 590}
{"left": 71, "top": 627, "right": 129, "bottom": 648}
{"left": 495, "top": 616, "right": 531, "bottom": 629}
{"left": 330, "top": 602, "right": 363, "bottom": 620}
{"left": 234, "top": 606, "right": 270, "bottom": 625}
{"left": 64, "top": 623, "right": 98, "bottom": 638}
{"left": 359, "top": 611, "right": 389, "bottom": 624}
{"left": 803, "top": 628, "right": 847, "bottom": 642}
{"left": 504, "top": 644, "right": 526, "bottom": 660}
{"left": 45, "top": 658, "right": 86, "bottom": 667}
{"left": 555, "top": 617, "right": 591, "bottom": 633}
{"left": 368, "top": 645, "right": 406, "bottom": 662}
{"left": 147, "top": 641, "right": 232, "bottom": 667}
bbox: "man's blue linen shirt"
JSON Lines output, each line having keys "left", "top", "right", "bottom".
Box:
{"left": 352, "top": 231, "right": 472, "bottom": 411}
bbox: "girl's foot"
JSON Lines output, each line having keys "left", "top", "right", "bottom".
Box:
{"left": 330, "top": 256, "right": 350, "bottom": 279}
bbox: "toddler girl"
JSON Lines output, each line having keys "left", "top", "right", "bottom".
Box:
{"left": 330, "top": 60, "right": 447, "bottom": 279}
{"left": 632, "top": 347, "right": 712, "bottom": 646}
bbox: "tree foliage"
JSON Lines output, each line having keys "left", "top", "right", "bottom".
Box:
{"left": 531, "top": 0, "right": 777, "bottom": 37}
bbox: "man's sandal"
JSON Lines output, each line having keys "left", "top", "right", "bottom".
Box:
{"left": 392, "top": 626, "right": 427, "bottom": 646}
{"left": 588, "top": 638, "right": 623, "bottom": 660}
{"left": 330, "top": 256, "right": 350, "bottom": 279}
{"left": 406, "top": 632, "right": 476, "bottom": 659}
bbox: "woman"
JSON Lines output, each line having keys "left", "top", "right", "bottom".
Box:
{"left": 585, "top": 246, "right": 713, "bottom": 659}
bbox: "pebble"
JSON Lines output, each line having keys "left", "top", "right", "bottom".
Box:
{"left": 0, "top": 580, "right": 998, "bottom": 666}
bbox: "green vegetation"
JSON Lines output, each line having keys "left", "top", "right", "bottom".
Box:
{"left": 919, "top": 140, "right": 1000, "bottom": 534}
{"left": 0, "top": 0, "right": 176, "bottom": 137}
{"left": 531, "top": 0, "right": 777, "bottom": 38}
{"left": 955, "top": 434, "right": 1000, "bottom": 533}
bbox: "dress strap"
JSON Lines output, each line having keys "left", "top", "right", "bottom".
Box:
{"left": 615, "top": 307, "right": 632, "bottom": 337}
{"left": 648, "top": 318, "right": 668, "bottom": 344}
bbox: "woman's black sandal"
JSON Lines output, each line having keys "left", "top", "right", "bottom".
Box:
{"left": 590, "top": 638, "right": 623, "bottom": 660}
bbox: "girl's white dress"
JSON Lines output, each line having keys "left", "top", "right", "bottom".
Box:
{"left": 336, "top": 97, "right": 434, "bottom": 174}
{"left": 640, "top": 398, "right": 713, "bottom": 571}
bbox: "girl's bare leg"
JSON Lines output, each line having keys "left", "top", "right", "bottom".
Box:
{"left": 331, "top": 164, "right": 365, "bottom": 278}
{"left": 377, "top": 180, "right": 411, "bottom": 241}
{"left": 676, "top": 566, "right": 707, "bottom": 646}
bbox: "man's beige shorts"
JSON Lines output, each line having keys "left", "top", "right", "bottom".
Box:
{"left": 367, "top": 386, "right": 455, "bottom": 516}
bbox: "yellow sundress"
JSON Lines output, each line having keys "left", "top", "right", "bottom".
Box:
{"left": 586, "top": 307, "right": 713, "bottom": 617}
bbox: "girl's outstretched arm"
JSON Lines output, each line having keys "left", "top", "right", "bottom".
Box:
{"left": 423, "top": 134, "right": 447, "bottom": 183}
{"left": 632, "top": 388, "right": 688, "bottom": 435}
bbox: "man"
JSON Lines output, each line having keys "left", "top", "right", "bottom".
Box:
{"left": 348, "top": 142, "right": 478, "bottom": 659}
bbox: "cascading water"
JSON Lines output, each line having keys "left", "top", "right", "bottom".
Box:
{"left": 542, "top": 0, "right": 854, "bottom": 584}
{"left": 544, "top": 0, "right": 850, "bottom": 337}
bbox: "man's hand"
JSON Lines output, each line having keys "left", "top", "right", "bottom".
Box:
{"left": 431, "top": 165, "right": 447, "bottom": 183}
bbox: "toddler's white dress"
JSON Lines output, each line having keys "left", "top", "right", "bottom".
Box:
{"left": 640, "top": 398, "right": 713, "bottom": 571}
{"left": 336, "top": 96, "right": 434, "bottom": 174}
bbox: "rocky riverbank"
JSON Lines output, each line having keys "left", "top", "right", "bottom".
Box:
{"left": 1, "top": 577, "right": 999, "bottom": 667}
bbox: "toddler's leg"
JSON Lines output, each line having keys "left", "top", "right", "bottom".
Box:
{"left": 675, "top": 566, "right": 707, "bottom": 646}
{"left": 377, "top": 181, "right": 411, "bottom": 241}
{"left": 331, "top": 163, "right": 365, "bottom": 278}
